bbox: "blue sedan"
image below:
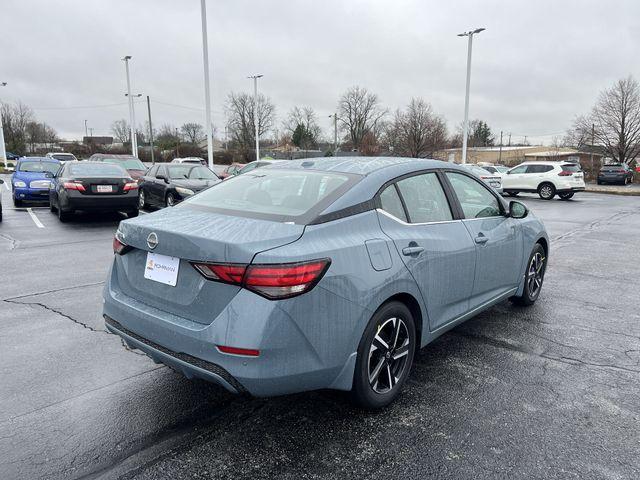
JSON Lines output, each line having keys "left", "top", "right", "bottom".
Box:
{"left": 11, "top": 157, "right": 60, "bottom": 206}
{"left": 104, "top": 157, "right": 549, "bottom": 409}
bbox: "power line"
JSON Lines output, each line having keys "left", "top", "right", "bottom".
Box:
{"left": 32, "top": 101, "right": 131, "bottom": 111}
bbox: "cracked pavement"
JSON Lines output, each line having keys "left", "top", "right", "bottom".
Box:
{"left": 0, "top": 175, "right": 639, "bottom": 480}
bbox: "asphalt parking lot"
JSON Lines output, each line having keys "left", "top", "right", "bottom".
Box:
{"left": 1, "top": 173, "right": 639, "bottom": 480}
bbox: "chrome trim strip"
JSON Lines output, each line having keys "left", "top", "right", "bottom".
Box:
{"left": 376, "top": 208, "right": 460, "bottom": 227}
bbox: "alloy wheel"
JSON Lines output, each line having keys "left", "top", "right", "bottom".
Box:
{"left": 367, "top": 317, "right": 411, "bottom": 394}
{"left": 527, "top": 252, "right": 545, "bottom": 298}
{"left": 139, "top": 191, "right": 145, "bottom": 208}
{"left": 540, "top": 185, "right": 553, "bottom": 199}
{"left": 166, "top": 194, "right": 175, "bottom": 207}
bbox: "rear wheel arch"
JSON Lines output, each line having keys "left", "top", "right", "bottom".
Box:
{"left": 378, "top": 292, "right": 423, "bottom": 351}
{"left": 536, "top": 237, "right": 548, "bottom": 257}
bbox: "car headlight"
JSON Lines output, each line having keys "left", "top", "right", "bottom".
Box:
{"left": 175, "top": 187, "right": 195, "bottom": 196}
{"left": 13, "top": 180, "right": 27, "bottom": 188}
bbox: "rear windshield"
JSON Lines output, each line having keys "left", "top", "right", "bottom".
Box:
{"left": 561, "top": 164, "right": 581, "bottom": 172}
{"left": 68, "top": 163, "right": 126, "bottom": 177}
{"left": 102, "top": 158, "right": 146, "bottom": 170}
{"left": 51, "top": 154, "right": 75, "bottom": 161}
{"left": 183, "top": 168, "right": 357, "bottom": 222}
{"left": 18, "top": 161, "right": 59, "bottom": 174}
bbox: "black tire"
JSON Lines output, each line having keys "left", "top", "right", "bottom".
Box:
{"left": 128, "top": 208, "right": 139, "bottom": 218}
{"left": 510, "top": 243, "right": 547, "bottom": 306}
{"left": 559, "top": 192, "right": 574, "bottom": 200}
{"left": 538, "top": 183, "right": 555, "bottom": 200}
{"left": 57, "top": 205, "right": 70, "bottom": 222}
{"left": 138, "top": 190, "right": 147, "bottom": 209}
{"left": 13, "top": 196, "right": 22, "bottom": 207}
{"left": 597, "top": 180, "right": 602, "bottom": 185}
{"left": 351, "top": 301, "right": 416, "bottom": 409}
{"left": 49, "top": 196, "right": 57, "bottom": 212}
{"left": 506, "top": 191, "right": 519, "bottom": 197}
{"left": 165, "top": 192, "right": 176, "bottom": 208}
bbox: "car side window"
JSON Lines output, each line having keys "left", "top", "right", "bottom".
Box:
{"left": 527, "top": 165, "right": 553, "bottom": 173}
{"left": 147, "top": 165, "right": 158, "bottom": 177}
{"left": 379, "top": 185, "right": 408, "bottom": 222}
{"left": 396, "top": 173, "right": 453, "bottom": 223}
{"left": 446, "top": 172, "right": 502, "bottom": 219}
{"left": 157, "top": 166, "right": 167, "bottom": 178}
{"left": 510, "top": 165, "right": 528, "bottom": 174}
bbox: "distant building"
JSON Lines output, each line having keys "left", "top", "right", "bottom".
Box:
{"left": 433, "top": 146, "right": 603, "bottom": 166}
{"left": 83, "top": 136, "right": 113, "bottom": 146}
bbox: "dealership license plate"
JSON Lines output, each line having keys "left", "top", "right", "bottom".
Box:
{"left": 97, "top": 185, "right": 113, "bottom": 193}
{"left": 490, "top": 181, "right": 500, "bottom": 187}
{"left": 144, "top": 252, "right": 180, "bottom": 286}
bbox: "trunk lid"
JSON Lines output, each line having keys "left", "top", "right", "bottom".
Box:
{"left": 114, "top": 206, "right": 304, "bottom": 324}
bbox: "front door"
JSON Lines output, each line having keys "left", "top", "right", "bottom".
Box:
{"left": 377, "top": 172, "right": 476, "bottom": 331}
{"left": 444, "top": 171, "right": 523, "bottom": 307}
{"left": 502, "top": 164, "right": 529, "bottom": 190}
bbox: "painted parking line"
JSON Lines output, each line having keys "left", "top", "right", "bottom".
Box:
{"left": 3, "top": 180, "right": 10, "bottom": 192}
{"left": 27, "top": 208, "right": 45, "bottom": 228}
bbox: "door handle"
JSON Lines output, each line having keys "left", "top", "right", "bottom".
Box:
{"left": 475, "top": 234, "right": 489, "bottom": 245}
{"left": 402, "top": 246, "right": 424, "bottom": 256}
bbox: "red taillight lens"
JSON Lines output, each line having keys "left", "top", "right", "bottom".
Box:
{"left": 217, "top": 345, "right": 260, "bottom": 357}
{"left": 191, "top": 259, "right": 331, "bottom": 299}
{"left": 193, "top": 263, "right": 247, "bottom": 283}
{"left": 63, "top": 181, "right": 85, "bottom": 191}
{"left": 113, "top": 235, "right": 130, "bottom": 255}
{"left": 124, "top": 182, "right": 138, "bottom": 191}
{"left": 558, "top": 171, "right": 572, "bottom": 176}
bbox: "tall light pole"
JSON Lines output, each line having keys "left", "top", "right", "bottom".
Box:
{"left": 84, "top": 119, "right": 88, "bottom": 138}
{"left": 458, "top": 27, "right": 485, "bottom": 164}
{"left": 248, "top": 74, "right": 263, "bottom": 161}
{"left": 329, "top": 113, "right": 338, "bottom": 155}
{"left": 147, "top": 95, "right": 155, "bottom": 164}
{"left": 0, "top": 82, "right": 7, "bottom": 169}
{"left": 122, "top": 56, "right": 138, "bottom": 157}
{"left": 200, "top": 0, "right": 214, "bottom": 170}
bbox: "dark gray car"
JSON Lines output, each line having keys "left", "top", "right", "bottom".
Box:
{"left": 138, "top": 164, "right": 220, "bottom": 208}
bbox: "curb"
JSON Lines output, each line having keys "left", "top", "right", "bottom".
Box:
{"left": 585, "top": 187, "right": 640, "bottom": 196}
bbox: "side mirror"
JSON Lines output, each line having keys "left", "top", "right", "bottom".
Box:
{"left": 0, "top": 179, "right": 4, "bottom": 184}
{"left": 509, "top": 201, "right": 528, "bottom": 219}
{"left": 156, "top": 174, "right": 168, "bottom": 183}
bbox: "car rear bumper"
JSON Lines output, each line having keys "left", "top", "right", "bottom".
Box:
{"left": 102, "top": 261, "right": 359, "bottom": 397}
{"left": 61, "top": 191, "right": 139, "bottom": 211}
{"left": 598, "top": 174, "right": 626, "bottom": 182}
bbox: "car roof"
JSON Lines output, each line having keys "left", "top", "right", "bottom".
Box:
{"left": 266, "top": 156, "right": 446, "bottom": 175}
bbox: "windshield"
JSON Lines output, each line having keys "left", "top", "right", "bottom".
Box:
{"left": 18, "top": 161, "right": 59, "bottom": 174}
{"left": 188, "top": 166, "right": 218, "bottom": 179}
{"left": 185, "top": 169, "right": 352, "bottom": 220}
{"left": 51, "top": 154, "right": 75, "bottom": 161}
{"left": 103, "top": 158, "right": 146, "bottom": 170}
{"left": 495, "top": 166, "right": 509, "bottom": 173}
{"left": 68, "top": 163, "right": 126, "bottom": 177}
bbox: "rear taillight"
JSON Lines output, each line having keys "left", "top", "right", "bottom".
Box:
{"left": 63, "top": 181, "right": 85, "bottom": 191}
{"left": 558, "top": 171, "right": 572, "bottom": 176}
{"left": 113, "top": 235, "right": 131, "bottom": 255}
{"left": 124, "top": 182, "right": 138, "bottom": 191}
{"left": 191, "top": 258, "right": 331, "bottom": 299}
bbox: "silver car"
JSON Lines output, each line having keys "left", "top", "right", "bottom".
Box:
{"left": 461, "top": 164, "right": 503, "bottom": 194}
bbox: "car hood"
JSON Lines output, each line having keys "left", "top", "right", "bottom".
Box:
{"left": 12, "top": 171, "right": 52, "bottom": 182}
{"left": 171, "top": 179, "right": 221, "bottom": 191}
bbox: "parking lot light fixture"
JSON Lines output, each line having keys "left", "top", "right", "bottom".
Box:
{"left": 122, "top": 56, "right": 138, "bottom": 157}
{"left": 248, "top": 74, "right": 263, "bottom": 161}
{"left": 0, "top": 82, "right": 7, "bottom": 169}
{"left": 458, "top": 28, "right": 485, "bottom": 164}
{"left": 200, "top": 0, "right": 215, "bottom": 170}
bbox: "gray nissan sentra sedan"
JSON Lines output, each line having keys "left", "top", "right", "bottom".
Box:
{"left": 104, "top": 157, "right": 548, "bottom": 409}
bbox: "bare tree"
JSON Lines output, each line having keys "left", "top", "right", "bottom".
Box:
{"left": 1, "top": 101, "right": 35, "bottom": 154}
{"left": 180, "top": 122, "right": 204, "bottom": 144}
{"left": 111, "top": 119, "right": 130, "bottom": 144}
{"left": 574, "top": 76, "right": 640, "bottom": 165}
{"left": 225, "top": 92, "right": 275, "bottom": 153}
{"left": 338, "top": 86, "right": 386, "bottom": 151}
{"left": 385, "top": 98, "right": 448, "bottom": 158}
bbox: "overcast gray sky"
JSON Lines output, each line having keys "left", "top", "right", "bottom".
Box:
{"left": 2, "top": 0, "right": 639, "bottom": 145}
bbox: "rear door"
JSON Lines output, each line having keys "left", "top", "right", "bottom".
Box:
{"left": 377, "top": 171, "right": 476, "bottom": 331}
{"left": 444, "top": 171, "right": 523, "bottom": 307}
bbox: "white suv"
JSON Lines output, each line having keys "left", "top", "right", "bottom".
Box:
{"left": 502, "top": 161, "right": 585, "bottom": 200}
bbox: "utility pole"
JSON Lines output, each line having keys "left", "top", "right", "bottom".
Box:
{"left": 84, "top": 120, "right": 88, "bottom": 138}
{"left": 147, "top": 95, "right": 155, "bottom": 164}
{"left": 329, "top": 113, "right": 338, "bottom": 155}
{"left": 498, "top": 130, "right": 503, "bottom": 164}
{"left": 0, "top": 82, "right": 7, "bottom": 169}
{"left": 508, "top": 133, "right": 512, "bottom": 147}
{"left": 248, "top": 74, "right": 263, "bottom": 161}
{"left": 89, "top": 128, "right": 94, "bottom": 138}
{"left": 175, "top": 128, "right": 180, "bottom": 157}
{"left": 122, "top": 56, "right": 138, "bottom": 157}
{"left": 200, "top": 0, "right": 214, "bottom": 170}
{"left": 458, "top": 27, "right": 485, "bottom": 164}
